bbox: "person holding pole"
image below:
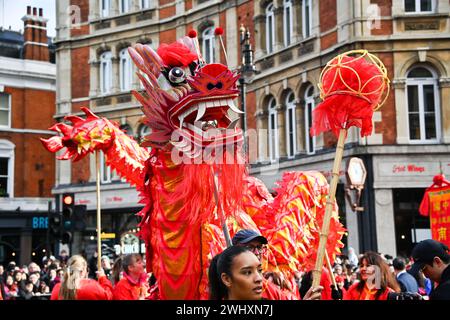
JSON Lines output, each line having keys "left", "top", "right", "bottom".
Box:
{"left": 50, "top": 255, "right": 113, "bottom": 300}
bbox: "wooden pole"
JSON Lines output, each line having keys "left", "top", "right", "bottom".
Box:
{"left": 325, "top": 250, "right": 337, "bottom": 289}
{"left": 312, "top": 128, "right": 347, "bottom": 287}
{"left": 211, "top": 167, "right": 232, "bottom": 247}
{"left": 95, "top": 151, "right": 102, "bottom": 273}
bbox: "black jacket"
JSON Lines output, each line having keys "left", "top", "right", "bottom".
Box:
{"left": 430, "top": 265, "right": 450, "bottom": 300}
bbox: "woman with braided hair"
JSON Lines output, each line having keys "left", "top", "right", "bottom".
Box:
{"left": 50, "top": 255, "right": 113, "bottom": 300}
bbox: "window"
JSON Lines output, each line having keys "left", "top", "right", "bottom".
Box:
{"left": 285, "top": 91, "right": 296, "bottom": 158}
{"left": 100, "top": 151, "right": 111, "bottom": 184}
{"left": 0, "top": 93, "right": 11, "bottom": 128}
{"left": 100, "top": 51, "right": 113, "bottom": 94}
{"left": 267, "top": 97, "right": 279, "bottom": 162}
{"left": 120, "top": 49, "right": 132, "bottom": 92}
{"left": 100, "top": 0, "right": 111, "bottom": 18}
{"left": 404, "top": 0, "right": 434, "bottom": 13}
{"left": 302, "top": 0, "right": 312, "bottom": 38}
{"left": 283, "top": 0, "right": 293, "bottom": 47}
{"left": 304, "top": 85, "right": 315, "bottom": 154}
{"left": 0, "top": 140, "right": 14, "bottom": 198}
{"left": 266, "top": 4, "right": 275, "bottom": 53}
{"left": 119, "top": 0, "right": 131, "bottom": 14}
{"left": 202, "top": 27, "right": 215, "bottom": 64}
{"left": 140, "top": 0, "right": 151, "bottom": 9}
{"left": 406, "top": 66, "right": 440, "bottom": 143}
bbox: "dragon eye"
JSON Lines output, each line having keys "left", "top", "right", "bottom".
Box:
{"left": 168, "top": 67, "right": 186, "bottom": 83}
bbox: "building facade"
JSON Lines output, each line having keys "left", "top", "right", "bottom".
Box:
{"left": 55, "top": 0, "right": 450, "bottom": 258}
{"left": 248, "top": 0, "right": 450, "bottom": 257}
{"left": 0, "top": 6, "right": 56, "bottom": 266}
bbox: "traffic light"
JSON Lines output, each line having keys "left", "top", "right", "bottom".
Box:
{"left": 61, "top": 193, "right": 74, "bottom": 244}
{"left": 49, "top": 211, "right": 62, "bottom": 240}
{"left": 73, "top": 205, "right": 87, "bottom": 231}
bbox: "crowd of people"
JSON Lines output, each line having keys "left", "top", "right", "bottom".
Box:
{"left": 0, "top": 233, "right": 449, "bottom": 301}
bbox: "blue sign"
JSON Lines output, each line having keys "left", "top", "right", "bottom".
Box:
{"left": 32, "top": 217, "right": 48, "bottom": 229}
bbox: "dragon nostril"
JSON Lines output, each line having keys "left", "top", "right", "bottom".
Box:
{"left": 216, "top": 82, "right": 223, "bottom": 89}
{"left": 207, "top": 83, "right": 215, "bottom": 90}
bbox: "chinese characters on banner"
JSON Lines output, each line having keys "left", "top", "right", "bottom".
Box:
{"left": 419, "top": 185, "right": 450, "bottom": 247}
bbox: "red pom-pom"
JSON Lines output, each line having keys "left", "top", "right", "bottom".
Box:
{"left": 214, "top": 27, "right": 224, "bottom": 36}
{"left": 188, "top": 30, "right": 197, "bottom": 38}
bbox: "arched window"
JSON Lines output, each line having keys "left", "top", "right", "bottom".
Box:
{"left": 302, "top": 0, "right": 312, "bottom": 38}
{"left": 283, "top": 0, "right": 293, "bottom": 47}
{"left": 285, "top": 91, "right": 296, "bottom": 158}
{"left": 266, "top": 4, "right": 275, "bottom": 54}
{"left": 100, "top": 0, "right": 111, "bottom": 18}
{"left": 0, "top": 140, "right": 15, "bottom": 197}
{"left": 119, "top": 0, "right": 131, "bottom": 14}
{"left": 304, "top": 85, "right": 315, "bottom": 154}
{"left": 119, "top": 48, "right": 132, "bottom": 92}
{"left": 0, "top": 93, "right": 11, "bottom": 128}
{"left": 100, "top": 51, "right": 113, "bottom": 94}
{"left": 202, "top": 27, "right": 215, "bottom": 64}
{"left": 406, "top": 66, "right": 440, "bottom": 143}
{"left": 267, "top": 96, "right": 279, "bottom": 161}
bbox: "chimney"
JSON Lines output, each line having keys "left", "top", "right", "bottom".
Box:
{"left": 22, "top": 6, "right": 50, "bottom": 62}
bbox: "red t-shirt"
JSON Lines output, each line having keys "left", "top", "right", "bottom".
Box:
{"left": 50, "top": 276, "right": 113, "bottom": 300}
{"left": 343, "top": 282, "right": 393, "bottom": 300}
{"left": 113, "top": 276, "right": 149, "bottom": 300}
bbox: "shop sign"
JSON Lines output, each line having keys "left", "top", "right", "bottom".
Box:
{"left": 32, "top": 217, "right": 48, "bottom": 229}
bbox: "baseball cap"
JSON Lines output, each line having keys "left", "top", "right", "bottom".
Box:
{"left": 232, "top": 229, "right": 268, "bottom": 246}
{"left": 410, "top": 239, "right": 450, "bottom": 275}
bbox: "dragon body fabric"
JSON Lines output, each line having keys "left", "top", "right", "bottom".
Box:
{"left": 42, "top": 36, "right": 345, "bottom": 299}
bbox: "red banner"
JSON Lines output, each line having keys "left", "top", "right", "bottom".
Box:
{"left": 419, "top": 185, "right": 450, "bottom": 247}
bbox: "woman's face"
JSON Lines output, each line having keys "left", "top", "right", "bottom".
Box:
{"left": 14, "top": 272, "right": 22, "bottom": 282}
{"left": 222, "top": 251, "right": 263, "bottom": 300}
{"left": 6, "top": 275, "right": 13, "bottom": 286}
{"left": 359, "top": 258, "right": 376, "bottom": 282}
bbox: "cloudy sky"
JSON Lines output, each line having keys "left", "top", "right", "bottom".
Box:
{"left": 0, "top": 0, "right": 56, "bottom": 37}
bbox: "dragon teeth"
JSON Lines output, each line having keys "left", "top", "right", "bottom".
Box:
{"left": 228, "top": 99, "right": 244, "bottom": 114}
{"left": 227, "top": 118, "right": 240, "bottom": 129}
{"left": 195, "top": 102, "right": 207, "bottom": 121}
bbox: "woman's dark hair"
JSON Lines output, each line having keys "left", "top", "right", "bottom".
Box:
{"left": 356, "top": 251, "right": 400, "bottom": 299}
{"left": 111, "top": 256, "right": 123, "bottom": 286}
{"left": 208, "top": 246, "right": 250, "bottom": 300}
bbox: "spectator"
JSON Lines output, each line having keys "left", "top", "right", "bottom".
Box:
{"left": 393, "top": 256, "right": 419, "bottom": 293}
{"left": 50, "top": 255, "right": 113, "bottom": 300}
{"left": 208, "top": 246, "right": 264, "bottom": 300}
{"left": 3, "top": 275, "right": 18, "bottom": 300}
{"left": 113, "top": 254, "right": 149, "bottom": 300}
{"left": 410, "top": 239, "right": 450, "bottom": 300}
{"left": 101, "top": 256, "right": 113, "bottom": 279}
{"left": 344, "top": 251, "right": 400, "bottom": 300}
{"left": 111, "top": 256, "right": 123, "bottom": 287}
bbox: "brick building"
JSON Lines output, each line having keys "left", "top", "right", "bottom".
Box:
{"left": 0, "top": 6, "right": 56, "bottom": 265}
{"left": 54, "top": 0, "right": 450, "bottom": 258}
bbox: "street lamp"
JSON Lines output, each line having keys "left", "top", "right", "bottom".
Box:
{"left": 239, "top": 25, "right": 257, "bottom": 145}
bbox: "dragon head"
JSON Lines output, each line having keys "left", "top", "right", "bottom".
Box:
{"left": 129, "top": 36, "right": 243, "bottom": 161}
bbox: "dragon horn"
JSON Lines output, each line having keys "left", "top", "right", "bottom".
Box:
{"left": 64, "top": 115, "right": 84, "bottom": 125}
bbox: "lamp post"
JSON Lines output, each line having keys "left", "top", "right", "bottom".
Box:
{"left": 239, "top": 25, "right": 256, "bottom": 148}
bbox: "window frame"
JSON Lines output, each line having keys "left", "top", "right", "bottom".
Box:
{"left": 285, "top": 91, "right": 296, "bottom": 159}
{"left": 283, "top": 0, "right": 293, "bottom": 47}
{"left": 302, "top": 0, "right": 312, "bottom": 38}
{"left": 100, "top": 51, "right": 113, "bottom": 95}
{"left": 0, "top": 140, "right": 15, "bottom": 198}
{"left": 202, "top": 27, "right": 215, "bottom": 64}
{"left": 404, "top": 0, "right": 435, "bottom": 14}
{"left": 405, "top": 66, "right": 441, "bottom": 144}
{"left": 0, "top": 93, "right": 11, "bottom": 128}
{"left": 266, "top": 4, "right": 275, "bottom": 54}
{"left": 119, "top": 48, "right": 132, "bottom": 92}
{"left": 99, "top": 151, "right": 112, "bottom": 184}
{"left": 100, "top": 0, "right": 111, "bottom": 18}
{"left": 304, "top": 85, "right": 316, "bottom": 155}
{"left": 119, "top": 0, "right": 131, "bottom": 14}
{"left": 268, "top": 97, "right": 279, "bottom": 162}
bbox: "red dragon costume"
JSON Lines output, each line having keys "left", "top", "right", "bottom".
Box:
{"left": 41, "top": 34, "right": 345, "bottom": 300}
